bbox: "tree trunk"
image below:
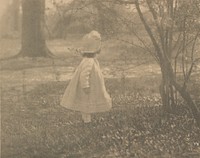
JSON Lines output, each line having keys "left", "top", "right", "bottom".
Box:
{"left": 160, "top": 60, "right": 200, "bottom": 126}
{"left": 135, "top": 0, "right": 200, "bottom": 127}
{"left": 159, "top": 64, "right": 176, "bottom": 112}
{"left": 164, "top": 60, "right": 200, "bottom": 126}
{"left": 19, "top": 0, "right": 53, "bottom": 57}
{"left": 169, "top": 66, "right": 200, "bottom": 127}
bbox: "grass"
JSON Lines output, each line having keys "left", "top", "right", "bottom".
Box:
{"left": 1, "top": 78, "right": 200, "bottom": 158}
{"left": 1, "top": 38, "right": 200, "bottom": 158}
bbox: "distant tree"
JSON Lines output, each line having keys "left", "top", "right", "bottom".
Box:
{"left": 0, "top": 0, "right": 20, "bottom": 38}
{"left": 19, "top": 0, "right": 54, "bottom": 57}
{"left": 50, "top": 0, "right": 124, "bottom": 38}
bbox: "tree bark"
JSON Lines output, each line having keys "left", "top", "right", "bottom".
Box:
{"left": 19, "top": 0, "right": 54, "bottom": 57}
{"left": 167, "top": 62, "right": 200, "bottom": 127}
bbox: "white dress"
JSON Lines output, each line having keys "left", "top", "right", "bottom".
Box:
{"left": 61, "top": 57, "right": 112, "bottom": 113}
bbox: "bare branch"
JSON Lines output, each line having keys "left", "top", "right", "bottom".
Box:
{"left": 135, "top": 0, "right": 163, "bottom": 63}
{"left": 146, "top": 0, "right": 167, "bottom": 54}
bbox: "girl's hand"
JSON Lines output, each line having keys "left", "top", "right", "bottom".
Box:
{"left": 83, "top": 87, "right": 90, "bottom": 94}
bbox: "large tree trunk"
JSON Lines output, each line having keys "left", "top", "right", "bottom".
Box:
{"left": 19, "top": 0, "right": 53, "bottom": 57}
{"left": 159, "top": 58, "right": 200, "bottom": 126}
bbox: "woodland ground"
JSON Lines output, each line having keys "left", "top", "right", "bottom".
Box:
{"left": 1, "top": 37, "right": 200, "bottom": 158}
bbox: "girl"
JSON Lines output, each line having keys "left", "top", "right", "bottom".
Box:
{"left": 61, "top": 31, "right": 112, "bottom": 123}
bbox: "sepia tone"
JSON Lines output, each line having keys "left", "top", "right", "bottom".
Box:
{"left": 0, "top": 0, "right": 200, "bottom": 158}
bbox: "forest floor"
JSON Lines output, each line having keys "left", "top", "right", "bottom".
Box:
{"left": 1, "top": 38, "right": 200, "bottom": 158}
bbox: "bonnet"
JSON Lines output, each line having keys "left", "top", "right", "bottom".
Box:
{"left": 80, "top": 30, "right": 101, "bottom": 54}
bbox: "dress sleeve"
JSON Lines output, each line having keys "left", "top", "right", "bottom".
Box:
{"left": 80, "top": 59, "right": 94, "bottom": 88}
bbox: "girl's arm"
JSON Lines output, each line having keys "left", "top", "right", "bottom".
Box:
{"left": 80, "top": 59, "right": 94, "bottom": 91}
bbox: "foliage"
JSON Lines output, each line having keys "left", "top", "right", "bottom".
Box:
{"left": 46, "top": 0, "right": 135, "bottom": 38}
{"left": 1, "top": 36, "right": 200, "bottom": 157}
{"left": 1, "top": 79, "right": 200, "bottom": 158}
